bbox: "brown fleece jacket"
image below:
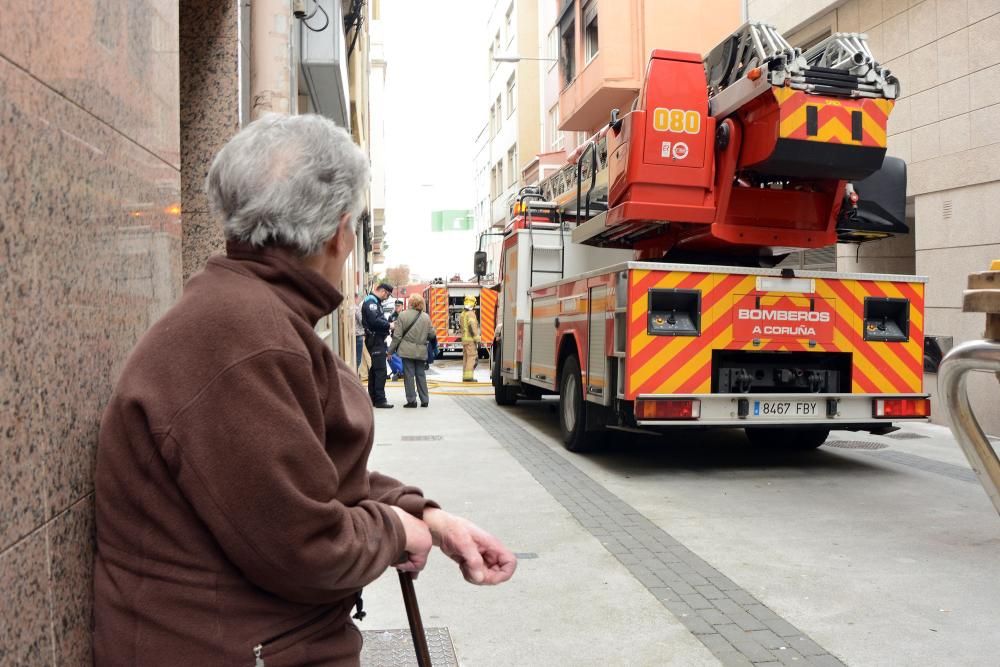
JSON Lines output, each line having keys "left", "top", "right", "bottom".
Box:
{"left": 93, "top": 242, "right": 436, "bottom": 667}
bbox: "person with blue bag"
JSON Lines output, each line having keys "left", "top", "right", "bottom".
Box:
{"left": 390, "top": 294, "right": 436, "bottom": 408}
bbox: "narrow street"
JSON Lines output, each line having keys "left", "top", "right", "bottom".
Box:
{"left": 360, "top": 360, "right": 1000, "bottom": 667}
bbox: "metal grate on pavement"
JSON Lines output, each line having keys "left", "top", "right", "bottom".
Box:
{"left": 401, "top": 435, "right": 444, "bottom": 441}
{"left": 825, "top": 440, "right": 889, "bottom": 450}
{"left": 360, "top": 627, "right": 458, "bottom": 667}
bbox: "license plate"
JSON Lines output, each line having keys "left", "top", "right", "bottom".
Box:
{"left": 752, "top": 400, "right": 822, "bottom": 419}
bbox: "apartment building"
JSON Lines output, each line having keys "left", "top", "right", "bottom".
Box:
{"left": 530, "top": 0, "right": 588, "bottom": 184}
{"left": 748, "top": 0, "right": 1000, "bottom": 433}
{"left": 473, "top": 0, "right": 544, "bottom": 276}
{"left": 369, "top": 7, "right": 388, "bottom": 270}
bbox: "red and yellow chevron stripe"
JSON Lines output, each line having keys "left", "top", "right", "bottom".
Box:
{"left": 429, "top": 287, "right": 448, "bottom": 340}
{"left": 773, "top": 87, "right": 892, "bottom": 148}
{"left": 625, "top": 269, "right": 924, "bottom": 399}
{"left": 480, "top": 288, "right": 498, "bottom": 345}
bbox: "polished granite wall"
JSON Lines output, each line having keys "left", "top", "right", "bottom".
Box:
{"left": 179, "top": 0, "right": 240, "bottom": 281}
{"left": 0, "top": 0, "right": 181, "bottom": 663}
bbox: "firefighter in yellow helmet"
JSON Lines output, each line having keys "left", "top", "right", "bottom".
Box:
{"left": 460, "top": 295, "right": 481, "bottom": 382}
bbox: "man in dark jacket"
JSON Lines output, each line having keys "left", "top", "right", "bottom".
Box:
{"left": 93, "top": 114, "right": 516, "bottom": 667}
{"left": 362, "top": 282, "right": 394, "bottom": 407}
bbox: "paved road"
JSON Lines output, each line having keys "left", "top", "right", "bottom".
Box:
{"left": 361, "top": 361, "right": 1000, "bottom": 666}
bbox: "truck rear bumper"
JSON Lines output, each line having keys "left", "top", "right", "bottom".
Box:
{"left": 633, "top": 392, "right": 930, "bottom": 427}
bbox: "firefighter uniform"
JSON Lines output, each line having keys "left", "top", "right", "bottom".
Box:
{"left": 460, "top": 296, "right": 481, "bottom": 382}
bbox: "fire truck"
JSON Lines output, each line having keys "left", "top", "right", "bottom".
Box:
{"left": 424, "top": 279, "right": 498, "bottom": 357}
{"left": 484, "top": 23, "right": 929, "bottom": 452}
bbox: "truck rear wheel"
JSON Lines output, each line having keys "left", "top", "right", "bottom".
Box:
{"left": 493, "top": 343, "right": 518, "bottom": 406}
{"left": 745, "top": 426, "right": 830, "bottom": 450}
{"left": 559, "top": 356, "right": 600, "bottom": 453}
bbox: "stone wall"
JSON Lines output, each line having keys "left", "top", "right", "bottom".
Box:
{"left": 0, "top": 0, "right": 182, "bottom": 662}
{"left": 1, "top": 0, "right": 244, "bottom": 662}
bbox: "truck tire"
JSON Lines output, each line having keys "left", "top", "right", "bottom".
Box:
{"left": 493, "top": 343, "right": 518, "bottom": 406}
{"left": 745, "top": 426, "right": 830, "bottom": 450}
{"left": 559, "top": 356, "right": 600, "bottom": 453}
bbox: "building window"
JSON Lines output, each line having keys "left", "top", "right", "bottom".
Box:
{"left": 495, "top": 94, "right": 502, "bottom": 128}
{"left": 494, "top": 160, "right": 504, "bottom": 198}
{"left": 506, "top": 74, "right": 516, "bottom": 117}
{"left": 560, "top": 19, "right": 575, "bottom": 86}
{"left": 489, "top": 44, "right": 494, "bottom": 72}
{"left": 504, "top": 4, "right": 513, "bottom": 44}
{"left": 494, "top": 30, "right": 500, "bottom": 52}
{"left": 507, "top": 145, "right": 518, "bottom": 187}
{"left": 547, "top": 104, "right": 562, "bottom": 151}
{"left": 489, "top": 104, "right": 496, "bottom": 138}
{"left": 584, "top": 2, "right": 598, "bottom": 63}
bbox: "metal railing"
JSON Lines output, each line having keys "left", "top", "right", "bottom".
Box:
{"left": 938, "top": 263, "right": 1000, "bottom": 518}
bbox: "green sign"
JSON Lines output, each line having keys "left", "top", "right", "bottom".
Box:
{"left": 431, "top": 209, "right": 473, "bottom": 232}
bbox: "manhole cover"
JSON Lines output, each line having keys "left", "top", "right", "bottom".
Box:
{"left": 361, "top": 627, "right": 458, "bottom": 666}
{"left": 401, "top": 435, "right": 443, "bottom": 442}
{"left": 886, "top": 432, "right": 928, "bottom": 440}
{"left": 825, "top": 440, "right": 889, "bottom": 450}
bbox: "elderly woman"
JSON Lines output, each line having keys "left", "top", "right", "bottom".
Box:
{"left": 93, "top": 114, "right": 515, "bottom": 667}
{"left": 389, "top": 294, "right": 436, "bottom": 408}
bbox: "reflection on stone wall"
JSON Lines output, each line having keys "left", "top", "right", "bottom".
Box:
{"left": 0, "top": 0, "right": 180, "bottom": 662}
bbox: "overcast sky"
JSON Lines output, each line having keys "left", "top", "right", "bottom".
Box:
{"left": 380, "top": 0, "right": 487, "bottom": 281}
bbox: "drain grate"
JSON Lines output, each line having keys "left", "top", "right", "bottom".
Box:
{"left": 361, "top": 627, "right": 458, "bottom": 666}
{"left": 825, "top": 440, "right": 889, "bottom": 450}
{"left": 886, "top": 432, "right": 929, "bottom": 440}
{"left": 400, "top": 435, "right": 444, "bottom": 442}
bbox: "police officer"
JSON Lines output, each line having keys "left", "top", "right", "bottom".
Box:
{"left": 363, "top": 282, "right": 394, "bottom": 408}
{"left": 388, "top": 299, "right": 404, "bottom": 326}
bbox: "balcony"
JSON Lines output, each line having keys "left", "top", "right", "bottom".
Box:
{"left": 559, "top": 50, "right": 640, "bottom": 132}
{"left": 556, "top": 0, "right": 740, "bottom": 133}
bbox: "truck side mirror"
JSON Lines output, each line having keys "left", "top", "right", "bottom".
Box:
{"left": 473, "top": 251, "right": 488, "bottom": 277}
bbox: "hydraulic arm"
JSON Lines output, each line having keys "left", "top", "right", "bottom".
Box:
{"left": 538, "top": 22, "right": 908, "bottom": 265}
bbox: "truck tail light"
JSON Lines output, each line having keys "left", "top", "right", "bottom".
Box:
{"left": 873, "top": 398, "right": 930, "bottom": 418}
{"left": 636, "top": 399, "right": 701, "bottom": 420}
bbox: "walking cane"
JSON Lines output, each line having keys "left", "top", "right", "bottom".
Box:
{"left": 398, "top": 570, "right": 432, "bottom": 667}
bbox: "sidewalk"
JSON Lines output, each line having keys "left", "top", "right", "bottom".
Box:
{"left": 359, "top": 380, "right": 717, "bottom": 666}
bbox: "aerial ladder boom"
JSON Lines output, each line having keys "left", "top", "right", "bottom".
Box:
{"left": 538, "top": 22, "right": 907, "bottom": 265}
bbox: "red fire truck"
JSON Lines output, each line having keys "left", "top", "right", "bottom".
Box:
{"left": 484, "top": 23, "right": 929, "bottom": 452}
{"left": 424, "top": 280, "right": 498, "bottom": 357}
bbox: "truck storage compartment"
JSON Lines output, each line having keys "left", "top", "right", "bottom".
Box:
{"left": 712, "top": 350, "right": 852, "bottom": 393}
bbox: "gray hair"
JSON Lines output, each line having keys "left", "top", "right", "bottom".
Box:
{"left": 205, "top": 113, "right": 370, "bottom": 256}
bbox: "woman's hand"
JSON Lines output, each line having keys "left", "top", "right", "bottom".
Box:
{"left": 422, "top": 508, "right": 517, "bottom": 585}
